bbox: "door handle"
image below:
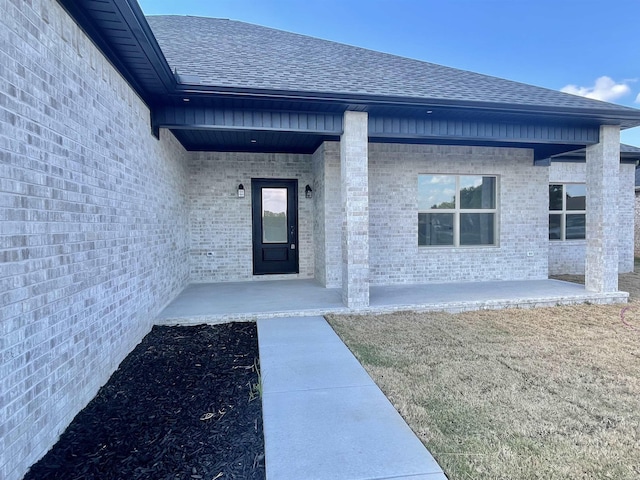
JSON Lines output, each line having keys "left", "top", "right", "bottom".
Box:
{"left": 290, "top": 225, "right": 296, "bottom": 249}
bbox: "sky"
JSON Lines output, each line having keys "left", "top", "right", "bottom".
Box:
{"left": 137, "top": 0, "right": 640, "bottom": 147}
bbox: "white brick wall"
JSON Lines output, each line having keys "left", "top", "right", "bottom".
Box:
{"left": 341, "top": 112, "right": 370, "bottom": 307}
{"left": 188, "top": 151, "right": 315, "bottom": 282}
{"left": 549, "top": 161, "right": 634, "bottom": 275}
{"left": 366, "top": 143, "right": 548, "bottom": 284}
{"left": 312, "top": 143, "right": 327, "bottom": 285}
{"left": 585, "top": 126, "right": 621, "bottom": 292}
{"left": 636, "top": 191, "right": 640, "bottom": 258}
{"left": 618, "top": 163, "right": 635, "bottom": 273}
{"left": 0, "top": 2, "right": 190, "bottom": 479}
{"left": 312, "top": 142, "right": 341, "bottom": 287}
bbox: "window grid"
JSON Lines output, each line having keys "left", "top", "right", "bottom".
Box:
{"left": 418, "top": 175, "right": 497, "bottom": 247}
{"left": 549, "top": 183, "right": 586, "bottom": 241}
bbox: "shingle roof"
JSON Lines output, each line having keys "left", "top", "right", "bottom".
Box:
{"left": 553, "top": 143, "right": 640, "bottom": 160}
{"left": 622, "top": 144, "right": 640, "bottom": 154}
{"left": 146, "top": 15, "right": 640, "bottom": 118}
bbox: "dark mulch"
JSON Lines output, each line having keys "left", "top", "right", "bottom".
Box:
{"left": 24, "top": 323, "right": 265, "bottom": 480}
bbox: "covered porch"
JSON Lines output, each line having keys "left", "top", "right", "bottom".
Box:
{"left": 155, "top": 278, "right": 628, "bottom": 324}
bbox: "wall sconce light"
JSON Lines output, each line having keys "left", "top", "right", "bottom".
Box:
{"left": 238, "top": 184, "right": 245, "bottom": 198}
{"left": 305, "top": 185, "right": 313, "bottom": 199}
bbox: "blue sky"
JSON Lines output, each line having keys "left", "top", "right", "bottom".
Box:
{"left": 138, "top": 0, "right": 640, "bottom": 147}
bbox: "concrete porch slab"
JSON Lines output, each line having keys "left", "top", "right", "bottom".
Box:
{"left": 155, "top": 279, "right": 347, "bottom": 324}
{"left": 366, "top": 278, "right": 628, "bottom": 314}
{"left": 155, "top": 279, "right": 628, "bottom": 324}
{"left": 258, "top": 316, "right": 447, "bottom": 480}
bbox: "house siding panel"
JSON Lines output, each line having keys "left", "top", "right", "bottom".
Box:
{"left": 188, "top": 151, "right": 315, "bottom": 282}
{"left": 0, "top": 2, "right": 190, "bottom": 479}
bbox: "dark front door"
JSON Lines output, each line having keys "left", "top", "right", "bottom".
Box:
{"left": 252, "top": 179, "right": 298, "bottom": 275}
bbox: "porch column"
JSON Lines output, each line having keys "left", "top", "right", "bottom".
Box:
{"left": 340, "top": 111, "right": 369, "bottom": 307}
{"left": 585, "top": 125, "right": 620, "bottom": 292}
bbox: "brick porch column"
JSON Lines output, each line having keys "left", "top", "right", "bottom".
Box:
{"left": 585, "top": 125, "right": 620, "bottom": 292}
{"left": 340, "top": 111, "right": 369, "bottom": 307}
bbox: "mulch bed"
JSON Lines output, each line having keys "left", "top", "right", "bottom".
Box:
{"left": 24, "top": 322, "right": 265, "bottom": 480}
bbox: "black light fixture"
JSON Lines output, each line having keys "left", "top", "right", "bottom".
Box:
{"left": 305, "top": 185, "right": 312, "bottom": 198}
{"left": 238, "top": 184, "right": 245, "bottom": 198}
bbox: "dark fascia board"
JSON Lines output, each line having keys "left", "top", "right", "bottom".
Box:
{"left": 56, "top": 0, "right": 148, "bottom": 97}
{"left": 111, "top": 0, "right": 176, "bottom": 93}
{"left": 153, "top": 106, "right": 343, "bottom": 135}
{"left": 57, "top": 0, "right": 176, "bottom": 104}
{"left": 173, "top": 84, "right": 640, "bottom": 130}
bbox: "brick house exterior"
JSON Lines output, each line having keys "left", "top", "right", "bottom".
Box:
{"left": 2, "top": 1, "right": 640, "bottom": 479}
{"left": 636, "top": 167, "right": 640, "bottom": 257}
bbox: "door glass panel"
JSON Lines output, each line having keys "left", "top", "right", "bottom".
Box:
{"left": 262, "top": 188, "right": 287, "bottom": 243}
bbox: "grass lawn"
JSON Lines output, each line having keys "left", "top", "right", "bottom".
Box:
{"left": 327, "top": 270, "right": 640, "bottom": 480}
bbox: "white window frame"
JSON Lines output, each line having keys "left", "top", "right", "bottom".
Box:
{"left": 549, "top": 183, "right": 586, "bottom": 241}
{"left": 418, "top": 174, "right": 498, "bottom": 247}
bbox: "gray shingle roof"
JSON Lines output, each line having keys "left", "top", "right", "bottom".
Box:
{"left": 146, "top": 15, "right": 640, "bottom": 117}
{"left": 622, "top": 143, "right": 640, "bottom": 154}
{"left": 553, "top": 143, "right": 640, "bottom": 159}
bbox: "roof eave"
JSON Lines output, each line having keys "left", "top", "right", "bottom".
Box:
{"left": 57, "top": 0, "right": 176, "bottom": 105}
{"left": 174, "top": 83, "right": 640, "bottom": 129}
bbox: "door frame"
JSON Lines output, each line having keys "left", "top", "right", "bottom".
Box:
{"left": 251, "top": 178, "right": 299, "bottom": 275}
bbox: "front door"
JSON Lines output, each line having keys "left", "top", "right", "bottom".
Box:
{"left": 252, "top": 179, "right": 299, "bottom": 275}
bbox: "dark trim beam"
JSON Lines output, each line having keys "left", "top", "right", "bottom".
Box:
{"left": 57, "top": 0, "right": 176, "bottom": 104}
{"left": 154, "top": 106, "right": 601, "bottom": 148}
{"left": 368, "top": 116, "right": 600, "bottom": 146}
{"left": 153, "top": 106, "right": 343, "bottom": 134}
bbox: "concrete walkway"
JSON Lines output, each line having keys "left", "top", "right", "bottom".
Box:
{"left": 258, "top": 316, "right": 447, "bottom": 480}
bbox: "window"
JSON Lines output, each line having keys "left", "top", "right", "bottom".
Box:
{"left": 549, "top": 184, "right": 585, "bottom": 240}
{"left": 418, "top": 175, "right": 497, "bottom": 246}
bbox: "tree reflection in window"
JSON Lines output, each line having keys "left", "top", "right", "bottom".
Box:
{"left": 548, "top": 184, "right": 585, "bottom": 240}
{"left": 418, "top": 175, "right": 497, "bottom": 247}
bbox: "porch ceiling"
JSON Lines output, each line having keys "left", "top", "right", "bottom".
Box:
{"left": 169, "top": 128, "right": 589, "bottom": 159}
{"left": 172, "top": 129, "right": 340, "bottom": 154}
{"left": 156, "top": 100, "right": 599, "bottom": 158}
